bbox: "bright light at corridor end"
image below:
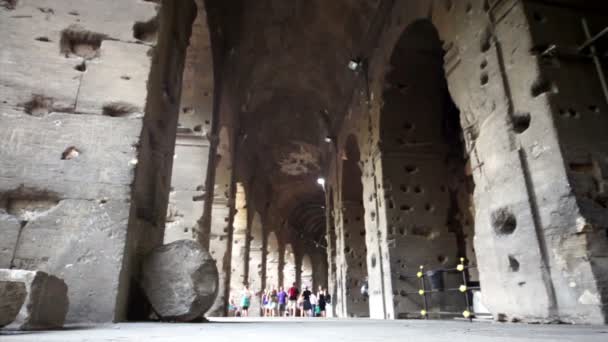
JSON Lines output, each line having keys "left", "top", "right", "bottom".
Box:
{"left": 316, "top": 177, "right": 326, "bottom": 187}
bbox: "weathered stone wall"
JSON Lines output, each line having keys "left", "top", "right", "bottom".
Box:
{"left": 1, "top": 0, "right": 196, "bottom": 322}
{"left": 326, "top": 0, "right": 607, "bottom": 324}
{"left": 0, "top": 0, "right": 155, "bottom": 323}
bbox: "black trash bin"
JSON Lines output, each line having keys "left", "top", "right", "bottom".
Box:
{"left": 426, "top": 270, "right": 444, "bottom": 291}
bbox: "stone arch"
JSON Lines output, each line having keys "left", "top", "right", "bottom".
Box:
{"left": 368, "top": 18, "right": 476, "bottom": 319}
{"left": 247, "top": 211, "right": 264, "bottom": 315}
{"left": 266, "top": 231, "right": 280, "bottom": 290}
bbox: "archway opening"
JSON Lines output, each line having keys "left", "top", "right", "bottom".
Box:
{"left": 380, "top": 19, "right": 476, "bottom": 319}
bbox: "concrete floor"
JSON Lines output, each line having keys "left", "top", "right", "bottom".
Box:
{"left": 2, "top": 318, "right": 608, "bottom": 342}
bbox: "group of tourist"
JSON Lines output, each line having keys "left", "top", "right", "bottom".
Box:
{"left": 229, "top": 283, "right": 331, "bottom": 317}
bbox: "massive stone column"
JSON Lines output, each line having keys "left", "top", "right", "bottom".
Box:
{"left": 228, "top": 183, "right": 248, "bottom": 307}
{"left": 325, "top": 189, "right": 339, "bottom": 317}
{"left": 246, "top": 212, "right": 265, "bottom": 316}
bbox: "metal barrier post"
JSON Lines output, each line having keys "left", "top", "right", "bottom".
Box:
{"left": 417, "top": 265, "right": 428, "bottom": 319}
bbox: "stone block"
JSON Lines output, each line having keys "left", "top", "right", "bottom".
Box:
{"left": 11, "top": 199, "right": 130, "bottom": 323}
{"left": 0, "top": 269, "right": 68, "bottom": 330}
{"left": 0, "top": 281, "right": 27, "bottom": 328}
{"left": 142, "top": 240, "right": 218, "bottom": 321}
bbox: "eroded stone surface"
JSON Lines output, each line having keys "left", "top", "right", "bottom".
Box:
{"left": 142, "top": 240, "right": 218, "bottom": 321}
{"left": 0, "top": 269, "right": 68, "bottom": 330}
{"left": 0, "top": 281, "right": 27, "bottom": 327}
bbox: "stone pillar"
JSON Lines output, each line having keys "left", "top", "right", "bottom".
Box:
{"left": 265, "top": 232, "right": 280, "bottom": 289}
{"left": 229, "top": 183, "right": 248, "bottom": 308}
{"left": 246, "top": 213, "right": 264, "bottom": 316}
{"left": 205, "top": 200, "right": 234, "bottom": 316}
{"left": 361, "top": 153, "right": 394, "bottom": 320}
{"left": 336, "top": 201, "right": 370, "bottom": 317}
{"left": 325, "top": 190, "right": 338, "bottom": 317}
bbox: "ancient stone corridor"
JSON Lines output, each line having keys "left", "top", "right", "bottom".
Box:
{"left": 1, "top": 0, "right": 608, "bottom": 340}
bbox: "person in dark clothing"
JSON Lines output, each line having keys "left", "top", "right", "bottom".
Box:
{"left": 301, "top": 286, "right": 312, "bottom": 317}
{"left": 317, "top": 288, "right": 327, "bottom": 317}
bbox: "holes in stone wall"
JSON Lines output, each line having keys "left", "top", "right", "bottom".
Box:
{"left": 512, "top": 112, "right": 531, "bottom": 133}
{"left": 508, "top": 255, "right": 520, "bottom": 272}
{"left": 371, "top": 254, "right": 377, "bottom": 268}
{"left": 61, "top": 146, "right": 80, "bottom": 160}
{"left": 399, "top": 184, "right": 408, "bottom": 192}
{"left": 133, "top": 16, "right": 158, "bottom": 42}
{"left": 569, "top": 162, "right": 594, "bottom": 173}
{"left": 533, "top": 11, "right": 546, "bottom": 23}
{"left": 0, "top": 0, "right": 18, "bottom": 9}
{"left": 480, "top": 27, "right": 493, "bottom": 53}
{"left": 480, "top": 59, "right": 488, "bottom": 69}
{"left": 60, "top": 25, "right": 106, "bottom": 59}
{"left": 405, "top": 165, "right": 419, "bottom": 174}
{"left": 483, "top": 0, "right": 490, "bottom": 12}
{"left": 120, "top": 75, "right": 131, "bottom": 81}
{"left": 74, "top": 61, "right": 86, "bottom": 72}
{"left": 1, "top": 188, "right": 59, "bottom": 224}
{"left": 588, "top": 105, "right": 600, "bottom": 114}
{"left": 491, "top": 207, "right": 517, "bottom": 235}
{"left": 445, "top": 0, "right": 453, "bottom": 12}
{"left": 480, "top": 72, "right": 489, "bottom": 86}
{"left": 558, "top": 108, "right": 580, "bottom": 119}
{"left": 35, "top": 36, "right": 51, "bottom": 42}
{"left": 424, "top": 203, "right": 435, "bottom": 212}
{"left": 437, "top": 255, "right": 447, "bottom": 264}
{"left": 413, "top": 186, "right": 423, "bottom": 194}
{"left": 23, "top": 94, "right": 54, "bottom": 116}
{"left": 466, "top": 3, "right": 473, "bottom": 14}
{"left": 102, "top": 101, "right": 140, "bottom": 117}
{"left": 531, "top": 78, "right": 557, "bottom": 98}
{"left": 400, "top": 205, "right": 413, "bottom": 212}
{"left": 411, "top": 226, "right": 432, "bottom": 238}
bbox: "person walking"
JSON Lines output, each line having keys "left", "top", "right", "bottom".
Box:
{"left": 269, "top": 288, "right": 278, "bottom": 317}
{"left": 261, "top": 289, "right": 270, "bottom": 317}
{"left": 277, "top": 286, "right": 287, "bottom": 316}
{"left": 301, "top": 286, "right": 312, "bottom": 317}
{"left": 240, "top": 285, "right": 252, "bottom": 317}
{"left": 310, "top": 291, "right": 318, "bottom": 317}
{"left": 287, "top": 282, "right": 299, "bottom": 317}
{"left": 317, "top": 288, "right": 327, "bottom": 317}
